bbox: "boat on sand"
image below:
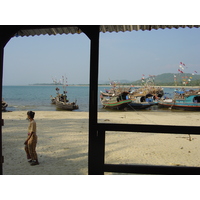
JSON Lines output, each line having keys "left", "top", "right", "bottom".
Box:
{"left": 100, "top": 92, "right": 132, "bottom": 110}
{"left": 158, "top": 89, "right": 200, "bottom": 111}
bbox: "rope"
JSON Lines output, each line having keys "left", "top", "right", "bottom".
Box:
{"left": 126, "top": 103, "right": 157, "bottom": 125}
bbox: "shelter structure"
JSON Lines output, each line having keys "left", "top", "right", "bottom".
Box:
{"left": 1, "top": 25, "right": 200, "bottom": 175}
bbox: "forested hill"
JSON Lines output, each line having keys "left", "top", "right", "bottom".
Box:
{"left": 132, "top": 73, "right": 200, "bottom": 86}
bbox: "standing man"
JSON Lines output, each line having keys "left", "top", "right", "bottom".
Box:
{"left": 24, "top": 111, "right": 39, "bottom": 165}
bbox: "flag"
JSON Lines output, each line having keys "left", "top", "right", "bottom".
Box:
{"left": 195, "top": 71, "right": 197, "bottom": 73}
{"left": 178, "top": 69, "right": 183, "bottom": 73}
{"left": 179, "top": 65, "right": 184, "bottom": 70}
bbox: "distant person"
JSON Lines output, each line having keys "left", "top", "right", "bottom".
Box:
{"left": 24, "top": 111, "right": 39, "bottom": 165}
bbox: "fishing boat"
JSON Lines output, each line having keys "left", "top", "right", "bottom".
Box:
{"left": 128, "top": 94, "right": 157, "bottom": 110}
{"left": 100, "top": 92, "right": 132, "bottom": 110}
{"left": 51, "top": 76, "right": 79, "bottom": 111}
{"left": 129, "top": 86, "right": 164, "bottom": 100}
{"left": 50, "top": 87, "right": 60, "bottom": 104}
{"left": 55, "top": 95, "right": 79, "bottom": 111}
{"left": 2, "top": 99, "right": 8, "bottom": 111}
{"left": 100, "top": 79, "right": 162, "bottom": 110}
{"left": 100, "top": 85, "right": 131, "bottom": 98}
{"left": 158, "top": 89, "right": 200, "bottom": 111}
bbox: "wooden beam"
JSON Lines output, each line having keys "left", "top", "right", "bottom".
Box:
{"left": 88, "top": 26, "right": 100, "bottom": 174}
{"left": 0, "top": 44, "right": 3, "bottom": 175}
{"left": 104, "top": 164, "right": 200, "bottom": 175}
{"left": 79, "top": 26, "right": 102, "bottom": 174}
{"left": 0, "top": 26, "right": 22, "bottom": 175}
{"left": 98, "top": 123, "right": 200, "bottom": 135}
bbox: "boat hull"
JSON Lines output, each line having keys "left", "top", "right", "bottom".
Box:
{"left": 2, "top": 101, "right": 8, "bottom": 111}
{"left": 56, "top": 101, "right": 79, "bottom": 111}
{"left": 101, "top": 99, "right": 132, "bottom": 110}
{"left": 128, "top": 102, "right": 155, "bottom": 109}
{"left": 158, "top": 101, "right": 200, "bottom": 111}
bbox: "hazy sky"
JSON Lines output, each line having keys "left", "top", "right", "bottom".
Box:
{"left": 3, "top": 27, "right": 200, "bottom": 85}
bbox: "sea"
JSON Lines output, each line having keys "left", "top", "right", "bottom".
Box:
{"left": 2, "top": 85, "right": 181, "bottom": 112}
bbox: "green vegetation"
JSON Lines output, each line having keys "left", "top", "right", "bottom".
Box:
{"left": 30, "top": 73, "right": 200, "bottom": 86}
{"left": 130, "top": 73, "right": 200, "bottom": 86}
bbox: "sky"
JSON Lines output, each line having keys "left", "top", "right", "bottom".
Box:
{"left": 3, "top": 26, "right": 200, "bottom": 85}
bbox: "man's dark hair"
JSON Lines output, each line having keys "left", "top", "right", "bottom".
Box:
{"left": 27, "top": 111, "right": 35, "bottom": 118}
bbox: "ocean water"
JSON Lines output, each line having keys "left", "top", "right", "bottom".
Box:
{"left": 2, "top": 85, "right": 176, "bottom": 112}
{"left": 2, "top": 85, "right": 111, "bottom": 112}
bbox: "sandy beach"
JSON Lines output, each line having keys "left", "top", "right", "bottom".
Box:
{"left": 2, "top": 110, "right": 200, "bottom": 175}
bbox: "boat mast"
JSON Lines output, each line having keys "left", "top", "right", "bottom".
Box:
{"left": 62, "top": 75, "right": 68, "bottom": 103}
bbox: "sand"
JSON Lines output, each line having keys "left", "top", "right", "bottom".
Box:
{"left": 2, "top": 110, "right": 200, "bottom": 175}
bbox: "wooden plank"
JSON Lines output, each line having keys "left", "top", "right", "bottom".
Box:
{"left": 0, "top": 40, "right": 3, "bottom": 175}
{"left": 1, "top": 119, "right": 4, "bottom": 126}
{"left": 104, "top": 164, "right": 200, "bottom": 175}
{"left": 82, "top": 26, "right": 102, "bottom": 175}
{"left": 98, "top": 123, "right": 200, "bottom": 135}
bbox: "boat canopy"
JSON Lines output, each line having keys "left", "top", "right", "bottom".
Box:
{"left": 175, "top": 91, "right": 185, "bottom": 94}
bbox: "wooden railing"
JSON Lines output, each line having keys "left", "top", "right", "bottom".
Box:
{"left": 95, "top": 123, "right": 200, "bottom": 175}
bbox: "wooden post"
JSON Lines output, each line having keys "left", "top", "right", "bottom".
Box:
{"left": 79, "top": 25, "right": 105, "bottom": 174}
{"left": 87, "top": 26, "right": 103, "bottom": 174}
{"left": 0, "top": 26, "right": 21, "bottom": 175}
{"left": 0, "top": 43, "right": 3, "bottom": 175}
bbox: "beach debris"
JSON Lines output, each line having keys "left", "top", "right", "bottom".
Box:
{"left": 104, "top": 119, "right": 110, "bottom": 121}
{"left": 188, "top": 134, "right": 192, "bottom": 141}
{"left": 170, "top": 163, "right": 181, "bottom": 166}
{"left": 176, "top": 135, "right": 194, "bottom": 141}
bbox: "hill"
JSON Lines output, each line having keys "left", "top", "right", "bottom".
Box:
{"left": 131, "top": 73, "right": 200, "bottom": 86}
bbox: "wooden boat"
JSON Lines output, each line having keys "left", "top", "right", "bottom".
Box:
{"left": 54, "top": 92, "right": 79, "bottom": 111}
{"left": 129, "top": 86, "right": 164, "bottom": 99}
{"left": 100, "top": 92, "right": 132, "bottom": 110}
{"left": 2, "top": 99, "right": 8, "bottom": 111}
{"left": 100, "top": 86, "right": 131, "bottom": 98}
{"left": 51, "top": 76, "right": 79, "bottom": 111}
{"left": 128, "top": 96, "right": 156, "bottom": 110}
{"left": 158, "top": 89, "right": 200, "bottom": 111}
{"left": 55, "top": 96, "right": 79, "bottom": 111}
{"left": 127, "top": 92, "right": 158, "bottom": 110}
{"left": 100, "top": 81, "right": 162, "bottom": 110}
{"left": 50, "top": 87, "right": 60, "bottom": 104}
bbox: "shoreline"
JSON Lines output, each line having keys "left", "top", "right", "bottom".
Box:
{"left": 3, "top": 84, "right": 200, "bottom": 88}
{"left": 2, "top": 111, "right": 200, "bottom": 175}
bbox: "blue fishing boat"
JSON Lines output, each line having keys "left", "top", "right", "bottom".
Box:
{"left": 128, "top": 95, "right": 157, "bottom": 110}
{"left": 158, "top": 90, "right": 200, "bottom": 111}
